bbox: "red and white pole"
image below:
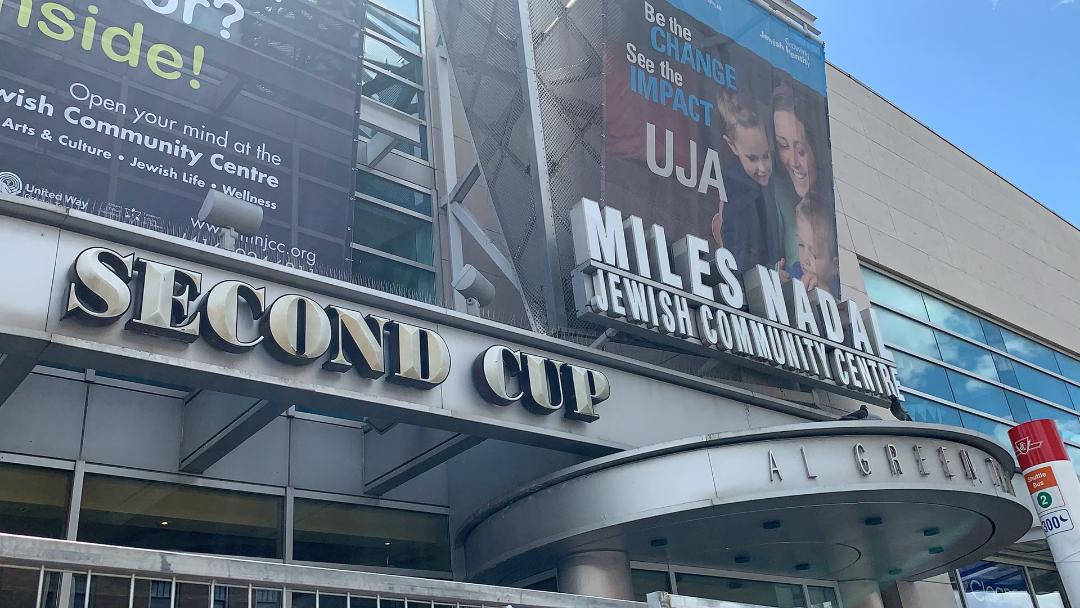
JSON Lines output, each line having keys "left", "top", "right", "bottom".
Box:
{"left": 1009, "top": 420, "right": 1080, "bottom": 602}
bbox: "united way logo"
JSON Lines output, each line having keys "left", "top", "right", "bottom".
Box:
{"left": 0, "top": 172, "right": 23, "bottom": 196}
{"left": 1015, "top": 436, "right": 1044, "bottom": 456}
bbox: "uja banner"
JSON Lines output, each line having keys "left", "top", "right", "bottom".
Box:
{"left": 0, "top": 0, "right": 360, "bottom": 271}
{"left": 604, "top": 0, "right": 838, "bottom": 295}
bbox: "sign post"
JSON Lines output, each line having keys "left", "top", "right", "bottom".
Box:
{"left": 1009, "top": 420, "right": 1080, "bottom": 602}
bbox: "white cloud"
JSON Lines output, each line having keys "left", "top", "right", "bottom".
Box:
{"left": 1055, "top": 0, "right": 1077, "bottom": 7}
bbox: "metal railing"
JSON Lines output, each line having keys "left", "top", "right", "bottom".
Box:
{"left": 0, "top": 534, "right": 641, "bottom": 608}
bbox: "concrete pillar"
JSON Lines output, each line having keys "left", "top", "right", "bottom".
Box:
{"left": 838, "top": 580, "right": 885, "bottom": 608}
{"left": 556, "top": 550, "right": 634, "bottom": 600}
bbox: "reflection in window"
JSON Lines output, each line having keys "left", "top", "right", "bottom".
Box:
{"left": 1001, "top": 328, "right": 1060, "bottom": 373}
{"left": 959, "top": 561, "right": 1035, "bottom": 608}
{"left": 1029, "top": 567, "right": 1068, "bottom": 608}
{"left": 893, "top": 352, "right": 953, "bottom": 402}
{"left": 0, "top": 567, "right": 40, "bottom": 607}
{"left": 946, "top": 370, "right": 1014, "bottom": 421}
{"left": 862, "top": 268, "right": 928, "bottom": 321}
{"left": 1056, "top": 353, "right": 1080, "bottom": 384}
{"left": 78, "top": 475, "right": 283, "bottom": 558}
{"left": 1013, "top": 363, "right": 1073, "bottom": 408}
{"left": 373, "top": 0, "right": 418, "bottom": 21}
{"left": 0, "top": 463, "right": 70, "bottom": 538}
{"left": 352, "top": 251, "right": 436, "bottom": 304}
{"left": 366, "top": 2, "right": 421, "bottom": 53}
{"left": 877, "top": 308, "right": 939, "bottom": 359}
{"left": 958, "top": 413, "right": 1012, "bottom": 449}
{"left": 924, "top": 296, "right": 986, "bottom": 342}
{"left": 1025, "top": 400, "right": 1080, "bottom": 445}
{"left": 936, "top": 332, "right": 997, "bottom": 382}
{"left": 631, "top": 569, "right": 672, "bottom": 602}
{"left": 354, "top": 199, "right": 434, "bottom": 265}
{"left": 356, "top": 171, "right": 433, "bottom": 215}
{"left": 92, "top": 575, "right": 132, "bottom": 608}
{"left": 674, "top": 573, "right": 806, "bottom": 607}
{"left": 293, "top": 499, "right": 450, "bottom": 571}
{"left": 807, "top": 586, "right": 840, "bottom": 608}
{"left": 133, "top": 579, "right": 174, "bottom": 608}
{"left": 254, "top": 589, "right": 283, "bottom": 608}
{"left": 901, "top": 394, "right": 962, "bottom": 426}
{"left": 363, "top": 36, "right": 422, "bottom": 84}
{"left": 362, "top": 65, "right": 426, "bottom": 118}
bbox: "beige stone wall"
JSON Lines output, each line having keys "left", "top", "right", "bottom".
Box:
{"left": 827, "top": 64, "right": 1080, "bottom": 354}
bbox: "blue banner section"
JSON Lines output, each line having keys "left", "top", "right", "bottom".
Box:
{"left": 664, "top": 0, "right": 826, "bottom": 96}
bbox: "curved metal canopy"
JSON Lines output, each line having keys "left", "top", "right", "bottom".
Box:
{"left": 459, "top": 422, "right": 1033, "bottom": 585}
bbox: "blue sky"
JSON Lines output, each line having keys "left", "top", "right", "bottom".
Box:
{"left": 800, "top": 0, "right": 1080, "bottom": 226}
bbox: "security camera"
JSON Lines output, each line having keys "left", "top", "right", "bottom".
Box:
{"left": 452, "top": 264, "right": 496, "bottom": 313}
{"left": 197, "top": 189, "right": 264, "bottom": 251}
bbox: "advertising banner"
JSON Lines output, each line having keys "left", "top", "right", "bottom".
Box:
{"left": 604, "top": 0, "right": 837, "bottom": 294}
{"left": 0, "top": 0, "right": 360, "bottom": 271}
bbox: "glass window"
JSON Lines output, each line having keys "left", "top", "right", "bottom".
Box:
{"left": 356, "top": 171, "right": 432, "bottom": 216}
{"left": 924, "top": 296, "right": 986, "bottom": 342}
{"left": 523, "top": 578, "right": 558, "bottom": 592}
{"left": 901, "top": 393, "right": 963, "bottom": 426}
{"left": 366, "top": 3, "right": 421, "bottom": 53}
{"left": 41, "top": 571, "right": 62, "bottom": 608}
{"left": 807, "top": 586, "right": 840, "bottom": 608}
{"left": 0, "top": 567, "right": 40, "bottom": 607}
{"left": 352, "top": 251, "right": 436, "bottom": 304}
{"left": 320, "top": 594, "right": 348, "bottom": 608}
{"left": 936, "top": 332, "right": 998, "bottom": 382}
{"left": 947, "top": 370, "right": 1014, "bottom": 421}
{"left": 134, "top": 579, "right": 174, "bottom": 608}
{"left": 354, "top": 200, "right": 434, "bottom": 265}
{"left": 177, "top": 582, "right": 211, "bottom": 608}
{"left": 363, "top": 36, "right": 423, "bottom": 84}
{"left": 362, "top": 65, "right": 426, "bottom": 118}
{"left": 862, "top": 269, "right": 929, "bottom": 321}
{"left": 91, "top": 574, "right": 132, "bottom": 608}
{"left": 959, "top": 561, "right": 1035, "bottom": 607}
{"left": 959, "top": 413, "right": 1012, "bottom": 449}
{"left": 1056, "top": 353, "right": 1080, "bottom": 384}
{"left": 214, "top": 585, "right": 249, "bottom": 608}
{"left": 631, "top": 569, "right": 672, "bottom": 602}
{"left": 293, "top": 592, "right": 317, "bottom": 608}
{"left": 0, "top": 463, "right": 70, "bottom": 539}
{"left": 674, "top": 573, "right": 806, "bottom": 607}
{"left": 1002, "top": 328, "right": 1060, "bottom": 373}
{"left": 1029, "top": 567, "right": 1068, "bottom": 608}
{"left": 995, "top": 354, "right": 1021, "bottom": 388}
{"left": 1025, "top": 400, "right": 1080, "bottom": 445}
{"left": 372, "top": 0, "right": 418, "bottom": 21}
{"left": 982, "top": 320, "right": 1008, "bottom": 351}
{"left": 254, "top": 589, "right": 283, "bottom": 608}
{"left": 876, "top": 308, "right": 939, "bottom": 359}
{"left": 1014, "top": 364, "right": 1073, "bottom": 408}
{"left": 78, "top": 475, "right": 283, "bottom": 559}
{"left": 293, "top": 498, "right": 450, "bottom": 571}
{"left": 893, "top": 352, "right": 953, "bottom": 402}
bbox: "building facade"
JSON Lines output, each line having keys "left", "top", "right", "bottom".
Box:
{"left": 0, "top": 0, "right": 1072, "bottom": 607}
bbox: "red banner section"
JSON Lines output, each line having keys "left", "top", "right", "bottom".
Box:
{"left": 1009, "top": 419, "right": 1069, "bottom": 471}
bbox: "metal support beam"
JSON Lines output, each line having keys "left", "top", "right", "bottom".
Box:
{"left": 357, "top": 100, "right": 421, "bottom": 145}
{"left": 448, "top": 200, "right": 539, "bottom": 331}
{"left": 180, "top": 390, "right": 291, "bottom": 473}
{"left": 361, "top": 131, "right": 399, "bottom": 168}
{"left": 364, "top": 424, "right": 484, "bottom": 496}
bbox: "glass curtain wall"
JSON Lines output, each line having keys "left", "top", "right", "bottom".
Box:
{"left": 862, "top": 267, "right": 1080, "bottom": 469}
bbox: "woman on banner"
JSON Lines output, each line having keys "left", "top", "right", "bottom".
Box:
{"left": 771, "top": 79, "right": 839, "bottom": 295}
